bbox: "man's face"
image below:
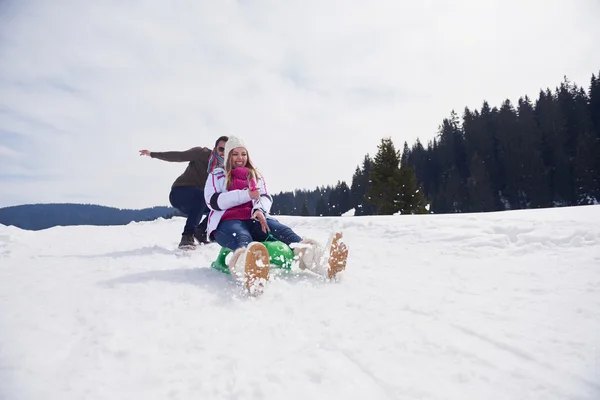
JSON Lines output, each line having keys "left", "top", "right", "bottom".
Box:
{"left": 216, "top": 141, "right": 226, "bottom": 158}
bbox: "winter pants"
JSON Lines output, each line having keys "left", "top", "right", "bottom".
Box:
{"left": 212, "top": 218, "right": 302, "bottom": 251}
{"left": 169, "top": 186, "right": 207, "bottom": 236}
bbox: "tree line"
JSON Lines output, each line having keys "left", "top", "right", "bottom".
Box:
{"left": 0, "top": 204, "right": 176, "bottom": 231}
{"left": 271, "top": 71, "right": 600, "bottom": 215}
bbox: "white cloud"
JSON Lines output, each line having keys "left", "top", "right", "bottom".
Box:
{"left": 0, "top": 145, "right": 20, "bottom": 158}
{"left": 1, "top": 0, "right": 599, "bottom": 208}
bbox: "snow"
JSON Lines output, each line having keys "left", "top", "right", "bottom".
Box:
{"left": 1, "top": 205, "right": 600, "bottom": 400}
{"left": 342, "top": 208, "right": 355, "bottom": 217}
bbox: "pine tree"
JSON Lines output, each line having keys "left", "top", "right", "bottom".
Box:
{"left": 315, "top": 196, "right": 327, "bottom": 217}
{"left": 397, "top": 142, "right": 428, "bottom": 213}
{"left": 301, "top": 201, "right": 310, "bottom": 216}
{"left": 350, "top": 155, "right": 376, "bottom": 216}
{"left": 337, "top": 181, "right": 351, "bottom": 215}
{"left": 407, "top": 139, "right": 433, "bottom": 194}
{"left": 366, "top": 138, "right": 402, "bottom": 214}
{"left": 326, "top": 185, "right": 339, "bottom": 216}
{"left": 435, "top": 117, "right": 468, "bottom": 211}
{"left": 554, "top": 78, "right": 581, "bottom": 205}
{"left": 350, "top": 166, "right": 364, "bottom": 215}
{"left": 464, "top": 106, "right": 494, "bottom": 179}
{"left": 496, "top": 99, "right": 521, "bottom": 209}
{"left": 590, "top": 73, "right": 600, "bottom": 133}
{"left": 572, "top": 87, "right": 598, "bottom": 204}
{"left": 467, "top": 153, "right": 495, "bottom": 212}
{"left": 535, "top": 88, "right": 570, "bottom": 205}
{"left": 479, "top": 101, "right": 502, "bottom": 209}
{"left": 437, "top": 166, "right": 463, "bottom": 213}
{"left": 516, "top": 96, "right": 550, "bottom": 208}
{"left": 426, "top": 138, "right": 444, "bottom": 212}
{"left": 588, "top": 72, "right": 600, "bottom": 201}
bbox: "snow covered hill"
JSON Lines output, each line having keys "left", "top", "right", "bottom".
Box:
{"left": 1, "top": 206, "right": 599, "bottom": 400}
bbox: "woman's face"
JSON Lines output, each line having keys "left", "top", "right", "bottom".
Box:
{"left": 230, "top": 147, "right": 248, "bottom": 169}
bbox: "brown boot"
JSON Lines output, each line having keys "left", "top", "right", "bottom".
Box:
{"left": 244, "top": 242, "right": 270, "bottom": 296}
{"left": 194, "top": 219, "right": 210, "bottom": 244}
{"left": 178, "top": 234, "right": 196, "bottom": 250}
{"left": 193, "top": 228, "right": 210, "bottom": 245}
{"left": 326, "top": 232, "right": 348, "bottom": 279}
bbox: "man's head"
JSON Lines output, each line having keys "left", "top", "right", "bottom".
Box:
{"left": 214, "top": 136, "right": 228, "bottom": 158}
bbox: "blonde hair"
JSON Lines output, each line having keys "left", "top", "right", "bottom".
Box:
{"left": 225, "top": 150, "right": 261, "bottom": 190}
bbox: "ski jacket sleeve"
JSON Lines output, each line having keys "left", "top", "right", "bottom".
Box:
{"left": 151, "top": 147, "right": 210, "bottom": 162}
{"left": 204, "top": 170, "right": 253, "bottom": 211}
{"left": 252, "top": 175, "right": 273, "bottom": 215}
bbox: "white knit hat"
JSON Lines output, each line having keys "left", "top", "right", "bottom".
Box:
{"left": 224, "top": 136, "right": 247, "bottom": 160}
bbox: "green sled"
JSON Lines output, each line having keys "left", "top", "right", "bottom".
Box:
{"left": 211, "top": 240, "right": 295, "bottom": 274}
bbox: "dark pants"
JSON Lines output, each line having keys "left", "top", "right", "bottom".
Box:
{"left": 212, "top": 219, "right": 302, "bottom": 251}
{"left": 169, "top": 186, "right": 207, "bottom": 236}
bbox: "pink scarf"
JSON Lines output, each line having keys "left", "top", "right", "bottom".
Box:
{"left": 221, "top": 167, "right": 253, "bottom": 222}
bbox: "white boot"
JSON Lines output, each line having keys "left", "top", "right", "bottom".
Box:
{"left": 293, "top": 233, "right": 348, "bottom": 279}
{"left": 227, "top": 247, "right": 247, "bottom": 279}
{"left": 293, "top": 238, "right": 328, "bottom": 275}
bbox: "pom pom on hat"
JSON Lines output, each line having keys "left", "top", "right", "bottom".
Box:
{"left": 224, "top": 136, "right": 247, "bottom": 159}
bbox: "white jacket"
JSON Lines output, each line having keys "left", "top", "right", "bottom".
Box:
{"left": 203, "top": 167, "right": 273, "bottom": 238}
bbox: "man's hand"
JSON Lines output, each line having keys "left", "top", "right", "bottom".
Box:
{"left": 252, "top": 210, "right": 270, "bottom": 233}
{"left": 139, "top": 149, "right": 151, "bottom": 156}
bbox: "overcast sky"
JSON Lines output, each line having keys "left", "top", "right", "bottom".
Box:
{"left": 1, "top": 0, "right": 599, "bottom": 209}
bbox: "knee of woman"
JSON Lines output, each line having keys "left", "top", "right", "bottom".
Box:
{"left": 225, "top": 230, "right": 252, "bottom": 249}
{"left": 272, "top": 227, "right": 302, "bottom": 244}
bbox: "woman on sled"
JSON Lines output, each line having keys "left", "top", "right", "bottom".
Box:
{"left": 203, "top": 136, "right": 348, "bottom": 293}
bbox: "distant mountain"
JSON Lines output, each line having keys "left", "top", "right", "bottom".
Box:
{"left": 0, "top": 203, "right": 180, "bottom": 231}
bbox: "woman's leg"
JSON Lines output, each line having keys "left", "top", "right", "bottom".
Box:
{"left": 255, "top": 219, "right": 324, "bottom": 271}
{"left": 263, "top": 218, "right": 302, "bottom": 245}
{"left": 212, "top": 220, "right": 254, "bottom": 251}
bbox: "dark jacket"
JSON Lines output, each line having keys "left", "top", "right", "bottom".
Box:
{"left": 151, "top": 147, "right": 212, "bottom": 189}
